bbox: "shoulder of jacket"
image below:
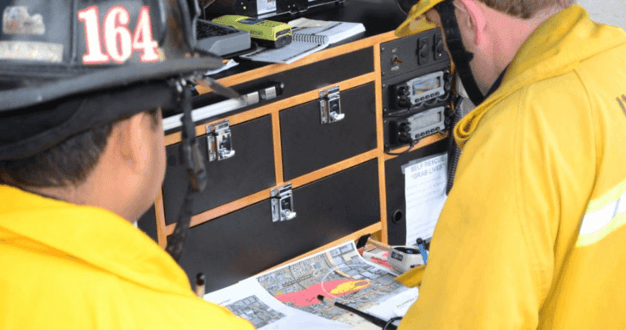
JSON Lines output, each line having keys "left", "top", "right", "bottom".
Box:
{"left": 494, "top": 71, "right": 588, "bottom": 119}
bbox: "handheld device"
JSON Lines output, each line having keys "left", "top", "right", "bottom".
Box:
{"left": 356, "top": 234, "right": 428, "bottom": 274}
{"left": 195, "top": 19, "right": 252, "bottom": 56}
{"left": 212, "top": 15, "right": 292, "bottom": 48}
{"left": 388, "top": 246, "right": 425, "bottom": 273}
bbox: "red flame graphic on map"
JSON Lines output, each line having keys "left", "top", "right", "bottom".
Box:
{"left": 274, "top": 278, "right": 371, "bottom": 307}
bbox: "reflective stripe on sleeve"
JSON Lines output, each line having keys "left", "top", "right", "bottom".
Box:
{"left": 577, "top": 180, "right": 626, "bottom": 247}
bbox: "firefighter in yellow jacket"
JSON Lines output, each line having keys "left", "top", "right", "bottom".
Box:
{"left": 0, "top": 0, "right": 253, "bottom": 329}
{"left": 395, "top": 0, "right": 626, "bottom": 329}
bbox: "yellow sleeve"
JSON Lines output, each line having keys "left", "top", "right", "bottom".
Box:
{"left": 395, "top": 264, "right": 426, "bottom": 288}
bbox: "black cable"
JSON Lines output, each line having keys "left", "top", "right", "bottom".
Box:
{"left": 445, "top": 67, "right": 507, "bottom": 195}
{"left": 385, "top": 138, "right": 419, "bottom": 156}
{"left": 317, "top": 295, "right": 397, "bottom": 330}
{"left": 383, "top": 317, "right": 403, "bottom": 330}
{"left": 445, "top": 96, "right": 463, "bottom": 195}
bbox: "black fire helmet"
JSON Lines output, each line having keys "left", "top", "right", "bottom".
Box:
{"left": 0, "top": 0, "right": 237, "bottom": 261}
{"left": 0, "top": 0, "right": 226, "bottom": 160}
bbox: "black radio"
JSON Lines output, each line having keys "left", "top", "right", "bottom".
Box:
{"left": 388, "top": 106, "right": 448, "bottom": 146}
{"left": 390, "top": 70, "right": 451, "bottom": 110}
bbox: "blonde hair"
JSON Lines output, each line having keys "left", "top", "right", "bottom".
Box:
{"left": 478, "top": 0, "right": 576, "bottom": 19}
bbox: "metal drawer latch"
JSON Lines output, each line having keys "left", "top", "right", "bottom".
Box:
{"left": 319, "top": 86, "right": 345, "bottom": 124}
{"left": 206, "top": 120, "right": 235, "bottom": 162}
{"left": 271, "top": 183, "right": 297, "bottom": 222}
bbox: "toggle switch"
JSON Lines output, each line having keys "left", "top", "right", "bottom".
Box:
{"left": 418, "top": 37, "right": 429, "bottom": 65}
{"left": 392, "top": 55, "right": 404, "bottom": 65}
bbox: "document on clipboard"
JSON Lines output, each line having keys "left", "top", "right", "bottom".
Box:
{"left": 402, "top": 153, "right": 448, "bottom": 245}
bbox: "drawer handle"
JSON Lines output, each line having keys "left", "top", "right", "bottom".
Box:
{"left": 330, "top": 111, "right": 345, "bottom": 122}
{"left": 271, "top": 184, "right": 297, "bottom": 222}
{"left": 320, "top": 86, "right": 345, "bottom": 124}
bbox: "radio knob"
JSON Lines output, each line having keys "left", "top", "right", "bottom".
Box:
{"left": 400, "top": 123, "right": 411, "bottom": 133}
{"left": 398, "top": 85, "right": 409, "bottom": 96}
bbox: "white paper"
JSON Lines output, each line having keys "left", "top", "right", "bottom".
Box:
{"left": 289, "top": 19, "right": 366, "bottom": 44}
{"left": 205, "top": 59, "right": 238, "bottom": 76}
{"left": 288, "top": 17, "right": 330, "bottom": 28}
{"left": 293, "top": 23, "right": 366, "bottom": 45}
{"left": 205, "top": 279, "right": 350, "bottom": 330}
{"left": 256, "top": 0, "right": 276, "bottom": 15}
{"left": 239, "top": 41, "right": 328, "bottom": 64}
{"left": 403, "top": 153, "right": 448, "bottom": 245}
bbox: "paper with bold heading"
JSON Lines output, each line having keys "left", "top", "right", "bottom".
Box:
{"left": 402, "top": 153, "right": 448, "bottom": 245}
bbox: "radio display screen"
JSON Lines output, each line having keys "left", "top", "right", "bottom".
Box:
{"left": 412, "top": 110, "right": 442, "bottom": 128}
{"left": 412, "top": 76, "right": 441, "bottom": 95}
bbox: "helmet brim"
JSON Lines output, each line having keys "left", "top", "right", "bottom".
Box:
{"left": 395, "top": 0, "right": 445, "bottom": 37}
{"left": 0, "top": 55, "right": 224, "bottom": 112}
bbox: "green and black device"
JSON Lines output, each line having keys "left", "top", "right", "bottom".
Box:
{"left": 212, "top": 15, "right": 292, "bottom": 48}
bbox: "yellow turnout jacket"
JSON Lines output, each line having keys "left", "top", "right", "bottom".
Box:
{"left": 399, "top": 6, "right": 626, "bottom": 329}
{"left": 0, "top": 185, "right": 254, "bottom": 330}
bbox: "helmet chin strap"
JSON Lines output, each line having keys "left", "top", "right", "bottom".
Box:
{"left": 166, "top": 80, "right": 208, "bottom": 262}
{"left": 164, "top": 76, "right": 242, "bottom": 262}
{"left": 437, "top": 0, "right": 486, "bottom": 106}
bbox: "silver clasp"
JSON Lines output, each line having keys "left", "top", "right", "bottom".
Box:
{"left": 206, "top": 120, "right": 235, "bottom": 162}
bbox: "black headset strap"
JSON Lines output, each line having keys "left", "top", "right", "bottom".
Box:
{"left": 437, "top": 0, "right": 485, "bottom": 106}
{"left": 165, "top": 84, "right": 208, "bottom": 262}
{"left": 485, "top": 66, "right": 508, "bottom": 98}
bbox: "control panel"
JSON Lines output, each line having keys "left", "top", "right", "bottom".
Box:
{"left": 380, "top": 29, "right": 453, "bottom": 151}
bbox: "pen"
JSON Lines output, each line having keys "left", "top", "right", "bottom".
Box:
{"left": 317, "top": 295, "right": 398, "bottom": 330}
{"left": 416, "top": 238, "right": 428, "bottom": 264}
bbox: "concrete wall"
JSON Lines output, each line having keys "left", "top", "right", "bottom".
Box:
{"left": 577, "top": 0, "right": 625, "bottom": 31}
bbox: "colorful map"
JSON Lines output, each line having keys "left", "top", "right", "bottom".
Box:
{"left": 256, "top": 242, "right": 412, "bottom": 326}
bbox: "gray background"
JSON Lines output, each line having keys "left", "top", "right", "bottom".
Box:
{"left": 578, "top": 0, "right": 625, "bottom": 31}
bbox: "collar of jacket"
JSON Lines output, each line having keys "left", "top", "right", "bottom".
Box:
{"left": 0, "top": 184, "right": 194, "bottom": 297}
{"left": 454, "top": 5, "right": 626, "bottom": 149}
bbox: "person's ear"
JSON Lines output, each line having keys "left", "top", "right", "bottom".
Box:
{"left": 116, "top": 112, "right": 150, "bottom": 174}
{"left": 456, "top": 0, "right": 486, "bottom": 45}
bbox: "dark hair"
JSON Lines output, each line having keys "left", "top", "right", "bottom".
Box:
{"left": 0, "top": 110, "right": 159, "bottom": 188}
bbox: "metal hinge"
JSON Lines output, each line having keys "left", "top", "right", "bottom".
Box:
{"left": 206, "top": 120, "right": 235, "bottom": 162}
{"left": 319, "top": 86, "right": 345, "bottom": 124}
{"left": 271, "top": 183, "right": 296, "bottom": 222}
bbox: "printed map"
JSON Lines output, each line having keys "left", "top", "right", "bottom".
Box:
{"left": 225, "top": 295, "right": 286, "bottom": 328}
{"left": 256, "top": 242, "right": 411, "bottom": 327}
